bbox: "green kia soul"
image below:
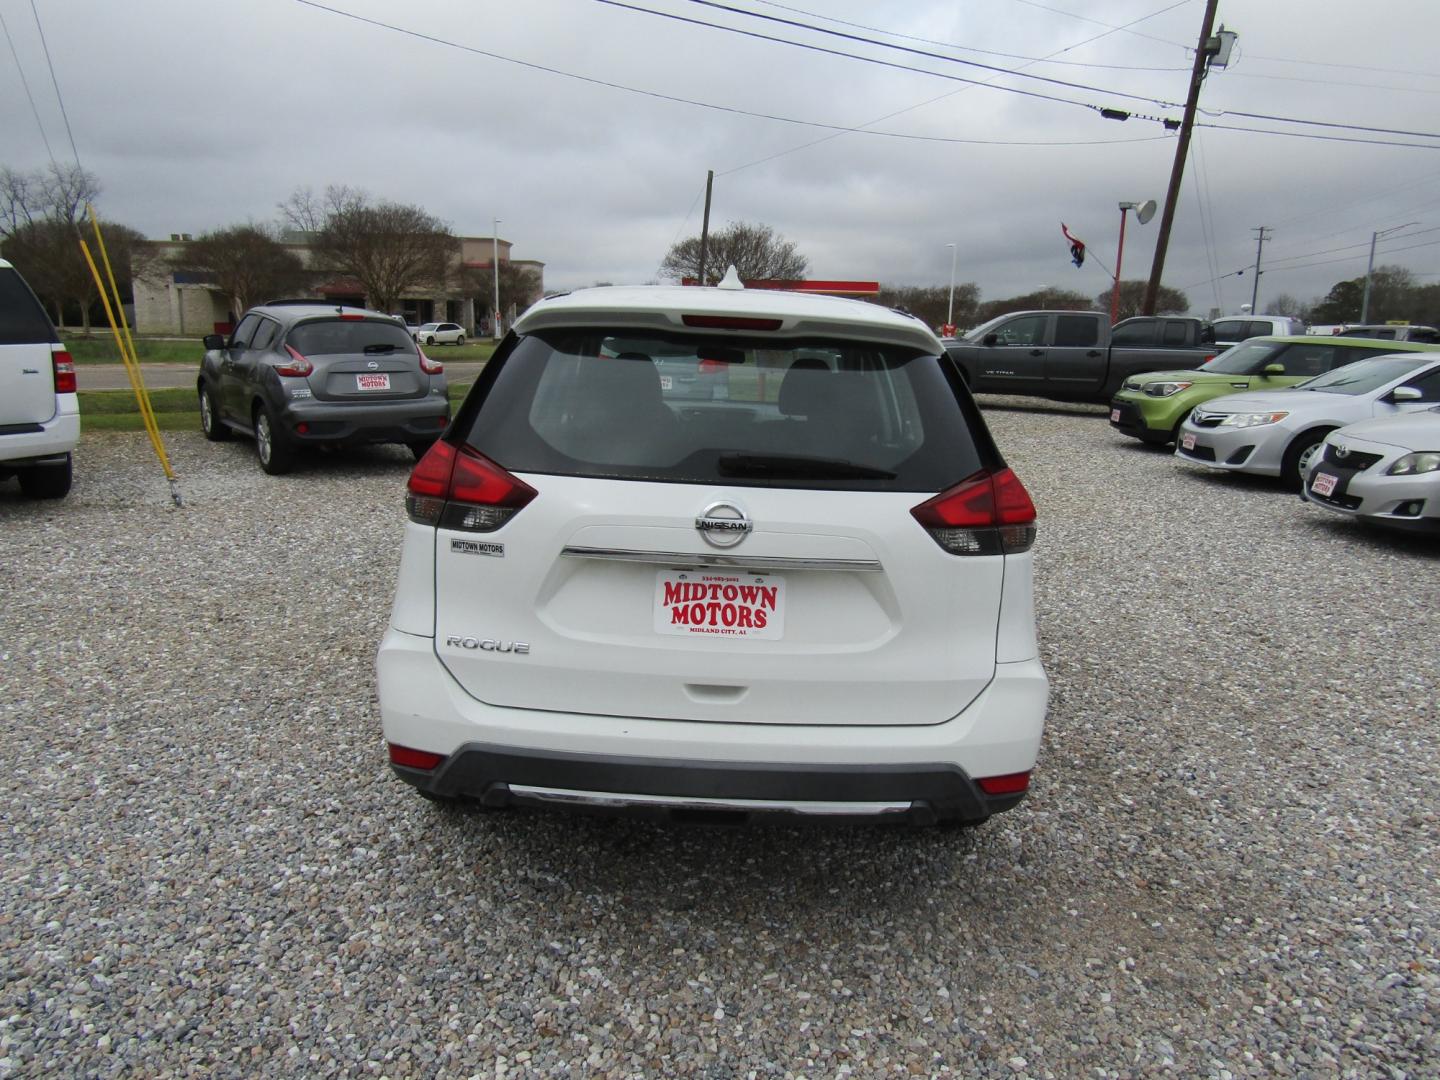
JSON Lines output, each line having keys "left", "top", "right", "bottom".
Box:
{"left": 1109, "top": 335, "right": 1440, "bottom": 446}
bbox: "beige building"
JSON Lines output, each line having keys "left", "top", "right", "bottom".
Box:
{"left": 132, "top": 232, "right": 544, "bottom": 336}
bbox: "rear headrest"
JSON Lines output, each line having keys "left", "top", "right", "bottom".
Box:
{"left": 778, "top": 358, "right": 834, "bottom": 417}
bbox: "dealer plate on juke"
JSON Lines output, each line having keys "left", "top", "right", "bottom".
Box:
{"left": 653, "top": 570, "right": 785, "bottom": 639}
{"left": 357, "top": 373, "right": 391, "bottom": 391}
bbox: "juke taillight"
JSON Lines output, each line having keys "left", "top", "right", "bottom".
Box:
{"left": 419, "top": 349, "right": 443, "bottom": 375}
{"left": 910, "top": 466, "right": 1037, "bottom": 556}
{"left": 275, "top": 345, "right": 314, "bottom": 377}
{"left": 406, "top": 441, "right": 537, "bottom": 531}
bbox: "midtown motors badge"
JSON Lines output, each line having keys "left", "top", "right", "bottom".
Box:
{"left": 654, "top": 570, "right": 785, "bottom": 639}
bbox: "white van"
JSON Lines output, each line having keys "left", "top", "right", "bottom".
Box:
{"left": 0, "top": 258, "right": 78, "bottom": 498}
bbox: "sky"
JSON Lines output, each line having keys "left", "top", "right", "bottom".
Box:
{"left": 3, "top": 0, "right": 1440, "bottom": 319}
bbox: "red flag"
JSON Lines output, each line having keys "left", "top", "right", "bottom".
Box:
{"left": 1061, "top": 223, "right": 1086, "bottom": 268}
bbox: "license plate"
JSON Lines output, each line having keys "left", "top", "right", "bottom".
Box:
{"left": 357, "top": 373, "right": 391, "bottom": 391}
{"left": 1311, "top": 471, "right": 1339, "bottom": 497}
{"left": 1181, "top": 432, "right": 1196, "bottom": 451}
{"left": 654, "top": 570, "right": 785, "bottom": 640}
{"left": 659, "top": 374, "right": 673, "bottom": 391}
{"left": 1110, "top": 408, "right": 1121, "bottom": 423}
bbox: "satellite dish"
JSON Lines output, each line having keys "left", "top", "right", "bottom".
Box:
{"left": 1136, "top": 199, "right": 1158, "bottom": 225}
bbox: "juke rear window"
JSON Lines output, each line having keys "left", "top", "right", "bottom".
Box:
{"left": 289, "top": 319, "right": 417, "bottom": 355}
{"left": 460, "top": 328, "right": 988, "bottom": 491}
{"left": 0, "top": 267, "right": 59, "bottom": 346}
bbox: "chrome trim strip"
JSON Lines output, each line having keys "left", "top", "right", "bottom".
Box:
{"left": 560, "top": 546, "right": 882, "bottom": 572}
{"left": 509, "top": 785, "right": 911, "bottom": 817}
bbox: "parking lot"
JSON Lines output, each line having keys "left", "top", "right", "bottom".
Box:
{"left": 2, "top": 400, "right": 1437, "bottom": 1079}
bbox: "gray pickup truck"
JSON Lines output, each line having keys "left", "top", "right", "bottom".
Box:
{"left": 943, "top": 311, "right": 1216, "bottom": 403}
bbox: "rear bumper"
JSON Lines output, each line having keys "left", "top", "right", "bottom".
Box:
{"left": 0, "top": 396, "right": 79, "bottom": 466}
{"left": 377, "top": 626, "right": 1048, "bottom": 825}
{"left": 279, "top": 393, "right": 449, "bottom": 445}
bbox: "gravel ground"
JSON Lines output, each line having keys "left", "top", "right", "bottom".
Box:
{"left": 1, "top": 404, "right": 1437, "bottom": 1079}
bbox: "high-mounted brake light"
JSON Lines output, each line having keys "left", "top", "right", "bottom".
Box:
{"left": 276, "top": 345, "right": 313, "bottom": 377}
{"left": 338, "top": 313, "right": 365, "bottom": 321}
{"left": 681, "top": 314, "right": 783, "bottom": 331}
{"left": 910, "top": 466, "right": 1037, "bottom": 556}
{"left": 406, "top": 441, "right": 537, "bottom": 531}
{"left": 418, "top": 349, "right": 443, "bottom": 375}
{"left": 52, "top": 348, "right": 76, "bottom": 394}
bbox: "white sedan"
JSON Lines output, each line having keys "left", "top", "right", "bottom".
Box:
{"left": 1174, "top": 353, "right": 1440, "bottom": 488}
{"left": 413, "top": 322, "right": 466, "bottom": 346}
{"left": 1302, "top": 407, "right": 1440, "bottom": 535}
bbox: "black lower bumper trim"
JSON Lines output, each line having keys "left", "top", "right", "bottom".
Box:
{"left": 391, "top": 743, "right": 1024, "bottom": 825}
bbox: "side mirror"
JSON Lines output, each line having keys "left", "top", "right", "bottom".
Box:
{"left": 983, "top": 332, "right": 999, "bottom": 347}
{"left": 1262, "top": 363, "right": 1285, "bottom": 376}
{"left": 202, "top": 334, "right": 225, "bottom": 350}
{"left": 1390, "top": 385, "right": 1423, "bottom": 402}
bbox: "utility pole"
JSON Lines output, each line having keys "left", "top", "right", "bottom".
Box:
{"left": 492, "top": 219, "right": 502, "bottom": 340}
{"left": 1361, "top": 222, "right": 1418, "bottom": 322}
{"left": 696, "top": 170, "right": 714, "bottom": 286}
{"left": 1142, "top": 0, "right": 1223, "bottom": 315}
{"left": 1249, "top": 226, "right": 1270, "bottom": 313}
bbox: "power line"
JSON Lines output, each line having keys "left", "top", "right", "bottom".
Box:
{"left": 608, "top": 0, "right": 1440, "bottom": 147}
{"left": 0, "top": 8, "right": 56, "bottom": 165}
{"left": 1195, "top": 121, "right": 1440, "bottom": 152}
{"left": 287, "top": 0, "right": 1166, "bottom": 147}
{"left": 727, "top": 0, "right": 1192, "bottom": 71}
{"left": 27, "top": 0, "right": 82, "bottom": 170}
{"left": 719, "top": 0, "right": 1186, "bottom": 176}
{"left": 607, "top": 0, "right": 1186, "bottom": 109}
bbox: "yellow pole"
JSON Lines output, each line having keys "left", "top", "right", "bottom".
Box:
{"left": 80, "top": 204, "right": 183, "bottom": 506}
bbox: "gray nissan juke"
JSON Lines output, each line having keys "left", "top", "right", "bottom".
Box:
{"left": 198, "top": 301, "right": 451, "bottom": 474}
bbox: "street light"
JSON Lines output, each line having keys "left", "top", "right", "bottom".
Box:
{"left": 492, "top": 218, "right": 502, "bottom": 341}
{"left": 1361, "top": 222, "right": 1418, "bottom": 323}
{"left": 945, "top": 242, "right": 957, "bottom": 332}
{"left": 1111, "top": 200, "right": 1156, "bottom": 324}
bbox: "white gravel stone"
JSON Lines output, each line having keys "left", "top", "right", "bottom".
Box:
{"left": 0, "top": 408, "right": 1436, "bottom": 1078}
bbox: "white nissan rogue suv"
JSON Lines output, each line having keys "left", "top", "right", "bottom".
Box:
{"left": 0, "top": 257, "right": 78, "bottom": 499}
{"left": 377, "top": 279, "right": 1048, "bottom": 826}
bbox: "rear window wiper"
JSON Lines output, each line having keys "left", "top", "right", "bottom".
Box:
{"left": 717, "top": 452, "right": 896, "bottom": 480}
{"left": 363, "top": 343, "right": 404, "bottom": 353}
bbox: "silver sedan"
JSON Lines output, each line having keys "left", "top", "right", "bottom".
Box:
{"left": 1174, "top": 354, "right": 1440, "bottom": 488}
{"left": 1302, "top": 407, "right": 1440, "bottom": 534}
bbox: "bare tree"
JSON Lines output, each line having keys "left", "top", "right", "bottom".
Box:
{"left": 0, "top": 167, "right": 41, "bottom": 238}
{"left": 875, "top": 283, "right": 981, "bottom": 332}
{"left": 42, "top": 163, "right": 101, "bottom": 226}
{"left": 460, "top": 261, "right": 542, "bottom": 322}
{"left": 277, "top": 184, "right": 363, "bottom": 235}
{"left": 659, "top": 222, "right": 808, "bottom": 284}
{"left": 1093, "top": 281, "right": 1189, "bottom": 321}
{"left": 305, "top": 193, "right": 454, "bottom": 313}
{"left": 178, "top": 224, "right": 307, "bottom": 314}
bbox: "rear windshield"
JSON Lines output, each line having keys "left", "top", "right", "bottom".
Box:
{"left": 288, "top": 319, "right": 417, "bottom": 355}
{"left": 0, "top": 267, "right": 59, "bottom": 345}
{"left": 458, "top": 328, "right": 990, "bottom": 491}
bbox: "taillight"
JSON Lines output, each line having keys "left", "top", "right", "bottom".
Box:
{"left": 976, "top": 770, "right": 1031, "bottom": 796}
{"left": 910, "top": 466, "right": 1037, "bottom": 555}
{"left": 388, "top": 743, "right": 445, "bottom": 771}
{"left": 419, "top": 349, "right": 443, "bottom": 375}
{"left": 52, "top": 348, "right": 76, "bottom": 394}
{"left": 405, "top": 441, "right": 537, "bottom": 531}
{"left": 276, "top": 345, "right": 313, "bottom": 377}
{"left": 697, "top": 358, "right": 728, "bottom": 375}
